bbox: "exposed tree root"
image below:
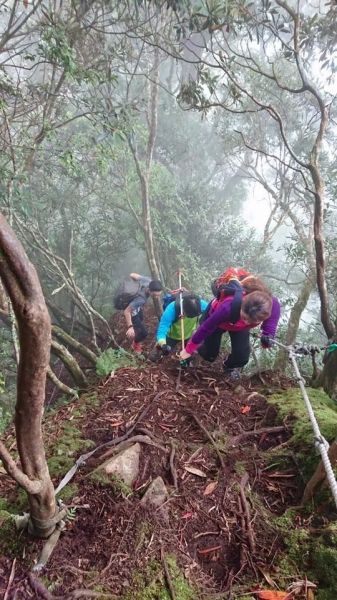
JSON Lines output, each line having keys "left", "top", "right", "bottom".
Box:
{"left": 28, "top": 573, "right": 55, "bottom": 600}
{"left": 186, "top": 411, "right": 225, "bottom": 468}
{"left": 230, "top": 426, "right": 285, "bottom": 446}
{"left": 169, "top": 441, "right": 178, "bottom": 489}
{"left": 239, "top": 473, "right": 255, "bottom": 554}
{"left": 302, "top": 440, "right": 337, "bottom": 504}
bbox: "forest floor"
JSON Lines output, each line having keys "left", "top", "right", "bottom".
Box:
{"left": 0, "top": 310, "right": 336, "bottom": 600}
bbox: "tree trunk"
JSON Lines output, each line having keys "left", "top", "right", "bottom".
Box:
{"left": 274, "top": 276, "right": 315, "bottom": 370}
{"left": 302, "top": 440, "right": 337, "bottom": 504}
{"left": 310, "top": 165, "right": 335, "bottom": 339}
{"left": 52, "top": 325, "right": 98, "bottom": 366}
{"left": 315, "top": 349, "right": 337, "bottom": 400}
{"left": 51, "top": 339, "right": 88, "bottom": 389}
{"left": 0, "top": 214, "right": 56, "bottom": 537}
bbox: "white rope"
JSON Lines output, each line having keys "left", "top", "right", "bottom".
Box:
{"left": 272, "top": 338, "right": 337, "bottom": 508}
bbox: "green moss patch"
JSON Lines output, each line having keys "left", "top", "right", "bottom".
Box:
{"left": 0, "top": 510, "right": 25, "bottom": 557}
{"left": 268, "top": 387, "right": 337, "bottom": 475}
{"left": 270, "top": 510, "right": 337, "bottom": 600}
{"left": 121, "top": 556, "right": 196, "bottom": 600}
{"left": 89, "top": 471, "right": 132, "bottom": 497}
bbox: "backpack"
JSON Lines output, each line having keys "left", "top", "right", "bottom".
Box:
{"left": 113, "top": 277, "right": 142, "bottom": 310}
{"left": 162, "top": 291, "right": 201, "bottom": 320}
{"left": 210, "top": 267, "right": 252, "bottom": 324}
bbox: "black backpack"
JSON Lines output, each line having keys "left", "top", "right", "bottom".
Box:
{"left": 113, "top": 277, "right": 143, "bottom": 310}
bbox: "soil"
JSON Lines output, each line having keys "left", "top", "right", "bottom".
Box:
{"left": 0, "top": 308, "right": 306, "bottom": 599}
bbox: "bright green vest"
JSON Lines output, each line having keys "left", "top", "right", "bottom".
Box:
{"left": 168, "top": 316, "right": 200, "bottom": 341}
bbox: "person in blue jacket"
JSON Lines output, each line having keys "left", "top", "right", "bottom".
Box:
{"left": 149, "top": 292, "right": 208, "bottom": 362}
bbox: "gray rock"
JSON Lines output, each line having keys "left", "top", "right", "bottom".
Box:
{"left": 102, "top": 443, "right": 141, "bottom": 486}
{"left": 141, "top": 476, "right": 168, "bottom": 508}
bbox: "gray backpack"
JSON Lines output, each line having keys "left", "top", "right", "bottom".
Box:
{"left": 113, "top": 277, "right": 142, "bottom": 310}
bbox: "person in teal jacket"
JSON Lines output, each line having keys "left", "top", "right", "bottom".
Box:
{"left": 149, "top": 292, "right": 208, "bottom": 361}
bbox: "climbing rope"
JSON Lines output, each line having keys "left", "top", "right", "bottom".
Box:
{"left": 271, "top": 337, "right": 337, "bottom": 509}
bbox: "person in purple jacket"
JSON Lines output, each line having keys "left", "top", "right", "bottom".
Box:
{"left": 179, "top": 275, "right": 281, "bottom": 380}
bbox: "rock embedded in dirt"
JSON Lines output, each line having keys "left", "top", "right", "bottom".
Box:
{"left": 141, "top": 476, "right": 168, "bottom": 508}
{"left": 101, "top": 443, "right": 141, "bottom": 486}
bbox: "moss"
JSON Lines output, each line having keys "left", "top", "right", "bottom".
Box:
{"left": 268, "top": 387, "right": 337, "bottom": 475}
{"left": 271, "top": 508, "right": 337, "bottom": 598}
{"left": 0, "top": 496, "right": 17, "bottom": 512}
{"left": 57, "top": 483, "right": 78, "bottom": 502}
{"left": 165, "top": 555, "right": 197, "bottom": 599}
{"left": 309, "top": 541, "right": 337, "bottom": 600}
{"left": 121, "top": 557, "right": 196, "bottom": 600}
{"left": 234, "top": 461, "right": 248, "bottom": 476}
{"left": 89, "top": 471, "right": 132, "bottom": 497}
{"left": 135, "top": 520, "right": 154, "bottom": 552}
{"left": 47, "top": 420, "right": 94, "bottom": 479}
{"left": 0, "top": 509, "right": 25, "bottom": 557}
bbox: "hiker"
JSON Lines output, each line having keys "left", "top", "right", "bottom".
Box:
{"left": 149, "top": 291, "right": 208, "bottom": 361}
{"left": 179, "top": 268, "right": 281, "bottom": 380}
{"left": 114, "top": 273, "right": 163, "bottom": 353}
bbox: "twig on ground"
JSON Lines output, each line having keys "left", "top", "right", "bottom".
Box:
{"left": 176, "top": 366, "right": 182, "bottom": 391}
{"left": 161, "top": 547, "right": 177, "bottom": 600}
{"left": 169, "top": 441, "right": 178, "bottom": 489}
{"left": 93, "top": 434, "right": 168, "bottom": 465}
{"left": 134, "top": 426, "right": 164, "bottom": 444}
{"left": 4, "top": 557, "right": 16, "bottom": 600}
{"left": 239, "top": 473, "right": 255, "bottom": 554}
{"left": 230, "top": 426, "right": 285, "bottom": 446}
{"left": 186, "top": 411, "right": 225, "bottom": 468}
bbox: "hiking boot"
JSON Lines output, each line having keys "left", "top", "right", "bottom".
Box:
{"left": 223, "top": 367, "right": 242, "bottom": 381}
{"left": 148, "top": 346, "right": 161, "bottom": 362}
{"left": 131, "top": 341, "right": 143, "bottom": 354}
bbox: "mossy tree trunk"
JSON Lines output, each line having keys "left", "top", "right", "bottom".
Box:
{"left": 315, "top": 349, "right": 337, "bottom": 400}
{"left": 51, "top": 339, "right": 88, "bottom": 389}
{"left": 52, "top": 325, "right": 98, "bottom": 365}
{"left": 0, "top": 213, "right": 56, "bottom": 537}
{"left": 274, "top": 275, "right": 315, "bottom": 370}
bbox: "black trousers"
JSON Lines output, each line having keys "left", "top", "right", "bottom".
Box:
{"left": 131, "top": 310, "right": 148, "bottom": 342}
{"left": 197, "top": 329, "right": 251, "bottom": 369}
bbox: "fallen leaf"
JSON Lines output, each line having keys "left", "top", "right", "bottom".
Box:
{"left": 257, "top": 591, "right": 290, "bottom": 600}
{"left": 240, "top": 405, "right": 251, "bottom": 414}
{"left": 203, "top": 482, "right": 218, "bottom": 496}
{"left": 181, "top": 512, "right": 193, "bottom": 519}
{"left": 109, "top": 421, "right": 124, "bottom": 427}
{"left": 184, "top": 466, "right": 207, "bottom": 478}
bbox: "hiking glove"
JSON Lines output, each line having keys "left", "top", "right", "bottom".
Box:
{"left": 161, "top": 344, "right": 171, "bottom": 356}
{"left": 261, "top": 335, "right": 274, "bottom": 348}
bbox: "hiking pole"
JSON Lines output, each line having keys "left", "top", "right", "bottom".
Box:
{"left": 178, "top": 269, "right": 190, "bottom": 370}
{"left": 178, "top": 269, "right": 185, "bottom": 350}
